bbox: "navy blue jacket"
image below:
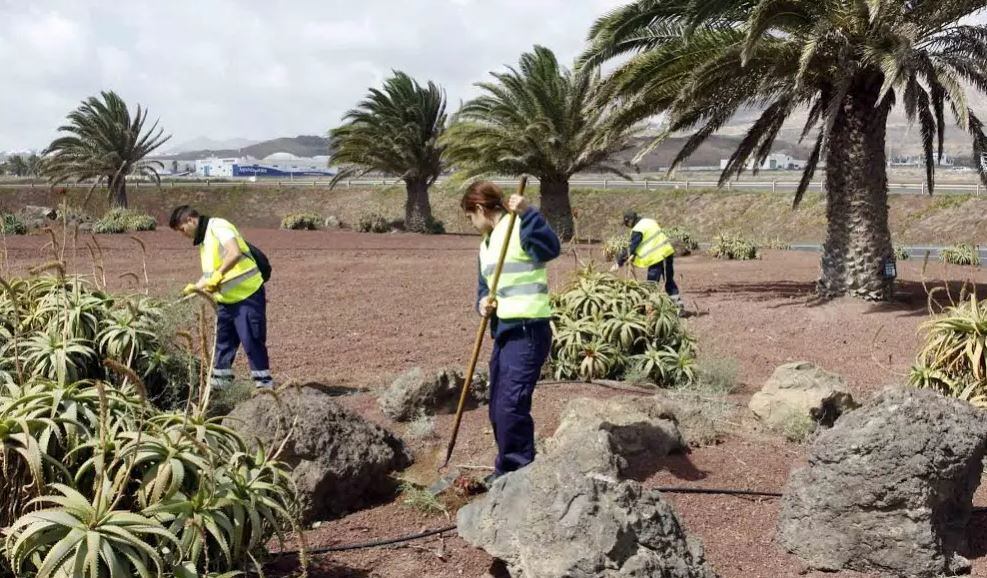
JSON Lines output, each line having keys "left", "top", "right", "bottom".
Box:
{"left": 477, "top": 207, "right": 561, "bottom": 339}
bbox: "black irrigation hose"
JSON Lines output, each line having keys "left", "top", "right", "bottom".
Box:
{"left": 655, "top": 486, "right": 783, "bottom": 498}
{"left": 274, "top": 486, "right": 782, "bottom": 556}
{"left": 278, "top": 524, "right": 458, "bottom": 556}
{"left": 656, "top": 487, "right": 987, "bottom": 513}
{"left": 274, "top": 486, "right": 987, "bottom": 556}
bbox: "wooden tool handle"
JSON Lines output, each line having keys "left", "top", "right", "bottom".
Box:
{"left": 441, "top": 176, "right": 528, "bottom": 469}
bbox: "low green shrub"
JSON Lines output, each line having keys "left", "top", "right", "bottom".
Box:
{"left": 92, "top": 208, "right": 157, "bottom": 234}
{"left": 940, "top": 244, "right": 980, "bottom": 266}
{"left": 666, "top": 226, "right": 699, "bottom": 255}
{"left": 710, "top": 235, "right": 758, "bottom": 260}
{"left": 281, "top": 212, "right": 324, "bottom": 230}
{"left": 778, "top": 410, "right": 817, "bottom": 443}
{"left": 405, "top": 411, "right": 438, "bottom": 441}
{"left": 760, "top": 237, "right": 792, "bottom": 251}
{"left": 689, "top": 357, "right": 740, "bottom": 395}
{"left": 399, "top": 481, "right": 447, "bottom": 515}
{"left": 0, "top": 213, "right": 26, "bottom": 235}
{"left": 357, "top": 212, "right": 391, "bottom": 233}
{"left": 421, "top": 216, "right": 446, "bottom": 235}
{"left": 893, "top": 246, "right": 910, "bottom": 261}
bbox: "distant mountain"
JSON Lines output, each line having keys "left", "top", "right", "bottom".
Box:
{"left": 164, "top": 137, "right": 260, "bottom": 155}
{"left": 241, "top": 135, "right": 330, "bottom": 159}
{"left": 716, "top": 88, "right": 987, "bottom": 157}
{"left": 153, "top": 92, "right": 987, "bottom": 169}
{"left": 620, "top": 135, "right": 811, "bottom": 171}
{"left": 157, "top": 135, "right": 331, "bottom": 160}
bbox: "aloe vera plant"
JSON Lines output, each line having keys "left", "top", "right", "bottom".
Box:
{"left": 6, "top": 482, "right": 178, "bottom": 578}
{"left": 710, "top": 235, "right": 758, "bottom": 261}
{"left": 550, "top": 266, "right": 695, "bottom": 386}
{"left": 0, "top": 270, "right": 299, "bottom": 577}
{"left": 602, "top": 234, "right": 629, "bottom": 261}
{"left": 910, "top": 293, "right": 987, "bottom": 407}
{"left": 940, "top": 244, "right": 981, "bottom": 267}
{"left": 0, "top": 275, "right": 198, "bottom": 409}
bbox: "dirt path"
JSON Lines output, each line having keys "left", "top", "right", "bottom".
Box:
{"left": 6, "top": 228, "right": 987, "bottom": 577}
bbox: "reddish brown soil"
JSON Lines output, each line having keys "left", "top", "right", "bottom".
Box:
{"left": 6, "top": 229, "right": 987, "bottom": 578}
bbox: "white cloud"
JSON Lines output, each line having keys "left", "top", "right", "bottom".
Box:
{"left": 0, "top": 0, "right": 626, "bottom": 150}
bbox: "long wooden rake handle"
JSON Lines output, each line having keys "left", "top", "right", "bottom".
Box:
{"left": 440, "top": 176, "right": 528, "bottom": 469}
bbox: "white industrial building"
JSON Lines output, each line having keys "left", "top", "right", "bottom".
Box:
{"left": 160, "top": 159, "right": 198, "bottom": 176}
{"left": 195, "top": 153, "right": 335, "bottom": 178}
{"left": 720, "top": 153, "right": 807, "bottom": 171}
{"left": 889, "top": 154, "right": 954, "bottom": 168}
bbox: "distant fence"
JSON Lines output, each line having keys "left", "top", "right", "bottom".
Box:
{"left": 1, "top": 177, "right": 984, "bottom": 195}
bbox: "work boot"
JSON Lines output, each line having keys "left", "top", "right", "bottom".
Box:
{"left": 671, "top": 294, "right": 685, "bottom": 316}
{"left": 485, "top": 559, "right": 511, "bottom": 578}
{"left": 482, "top": 472, "right": 503, "bottom": 490}
{"left": 209, "top": 368, "right": 234, "bottom": 391}
{"left": 252, "top": 370, "right": 274, "bottom": 390}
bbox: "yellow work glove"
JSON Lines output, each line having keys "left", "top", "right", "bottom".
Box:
{"left": 182, "top": 283, "right": 197, "bottom": 296}
{"left": 204, "top": 271, "right": 224, "bottom": 293}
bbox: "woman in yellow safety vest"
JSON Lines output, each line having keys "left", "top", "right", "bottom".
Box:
{"left": 611, "top": 210, "right": 683, "bottom": 312}
{"left": 461, "top": 181, "right": 560, "bottom": 486}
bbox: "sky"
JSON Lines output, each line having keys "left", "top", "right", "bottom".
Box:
{"left": 0, "top": 0, "right": 627, "bottom": 152}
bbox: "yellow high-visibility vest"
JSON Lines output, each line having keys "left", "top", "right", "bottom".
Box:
{"left": 631, "top": 218, "right": 675, "bottom": 268}
{"left": 479, "top": 215, "right": 552, "bottom": 319}
{"left": 199, "top": 218, "right": 263, "bottom": 304}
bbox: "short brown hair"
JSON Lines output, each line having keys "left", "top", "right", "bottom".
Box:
{"left": 169, "top": 205, "right": 199, "bottom": 229}
{"left": 460, "top": 181, "right": 505, "bottom": 213}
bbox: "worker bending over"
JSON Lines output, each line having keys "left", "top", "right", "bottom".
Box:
{"left": 169, "top": 205, "right": 274, "bottom": 390}
{"left": 612, "top": 210, "right": 684, "bottom": 312}
{"left": 462, "top": 181, "right": 560, "bottom": 485}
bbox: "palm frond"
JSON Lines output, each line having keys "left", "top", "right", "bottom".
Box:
{"left": 44, "top": 91, "right": 170, "bottom": 208}
{"left": 443, "top": 45, "right": 639, "bottom": 182}
{"left": 587, "top": 0, "right": 987, "bottom": 209}
{"left": 329, "top": 71, "right": 447, "bottom": 186}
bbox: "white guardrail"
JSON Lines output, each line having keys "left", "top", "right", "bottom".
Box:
{"left": 0, "top": 178, "right": 984, "bottom": 195}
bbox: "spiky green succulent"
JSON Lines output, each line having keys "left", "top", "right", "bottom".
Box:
{"left": 550, "top": 266, "right": 695, "bottom": 386}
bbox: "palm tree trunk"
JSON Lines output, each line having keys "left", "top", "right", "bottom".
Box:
{"left": 539, "top": 179, "right": 574, "bottom": 241}
{"left": 109, "top": 176, "right": 128, "bottom": 209}
{"left": 818, "top": 83, "right": 893, "bottom": 301}
{"left": 404, "top": 178, "right": 433, "bottom": 232}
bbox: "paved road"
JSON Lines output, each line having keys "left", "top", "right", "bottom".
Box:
{"left": 788, "top": 244, "right": 985, "bottom": 261}
{"left": 696, "top": 242, "right": 986, "bottom": 262}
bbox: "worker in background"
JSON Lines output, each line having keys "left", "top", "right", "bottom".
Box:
{"left": 611, "top": 210, "right": 684, "bottom": 313}
{"left": 169, "top": 205, "right": 274, "bottom": 390}
{"left": 462, "top": 181, "right": 560, "bottom": 486}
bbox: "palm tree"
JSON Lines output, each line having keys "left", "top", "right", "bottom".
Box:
{"left": 45, "top": 91, "right": 170, "bottom": 208}
{"left": 25, "top": 154, "right": 42, "bottom": 178}
{"left": 583, "top": 0, "right": 987, "bottom": 300}
{"left": 329, "top": 72, "right": 446, "bottom": 232}
{"left": 443, "top": 45, "right": 638, "bottom": 240}
{"left": 6, "top": 155, "right": 29, "bottom": 177}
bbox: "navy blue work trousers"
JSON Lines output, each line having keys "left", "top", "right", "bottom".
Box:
{"left": 488, "top": 321, "right": 552, "bottom": 475}
{"left": 647, "top": 256, "right": 680, "bottom": 296}
{"left": 212, "top": 286, "right": 273, "bottom": 387}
